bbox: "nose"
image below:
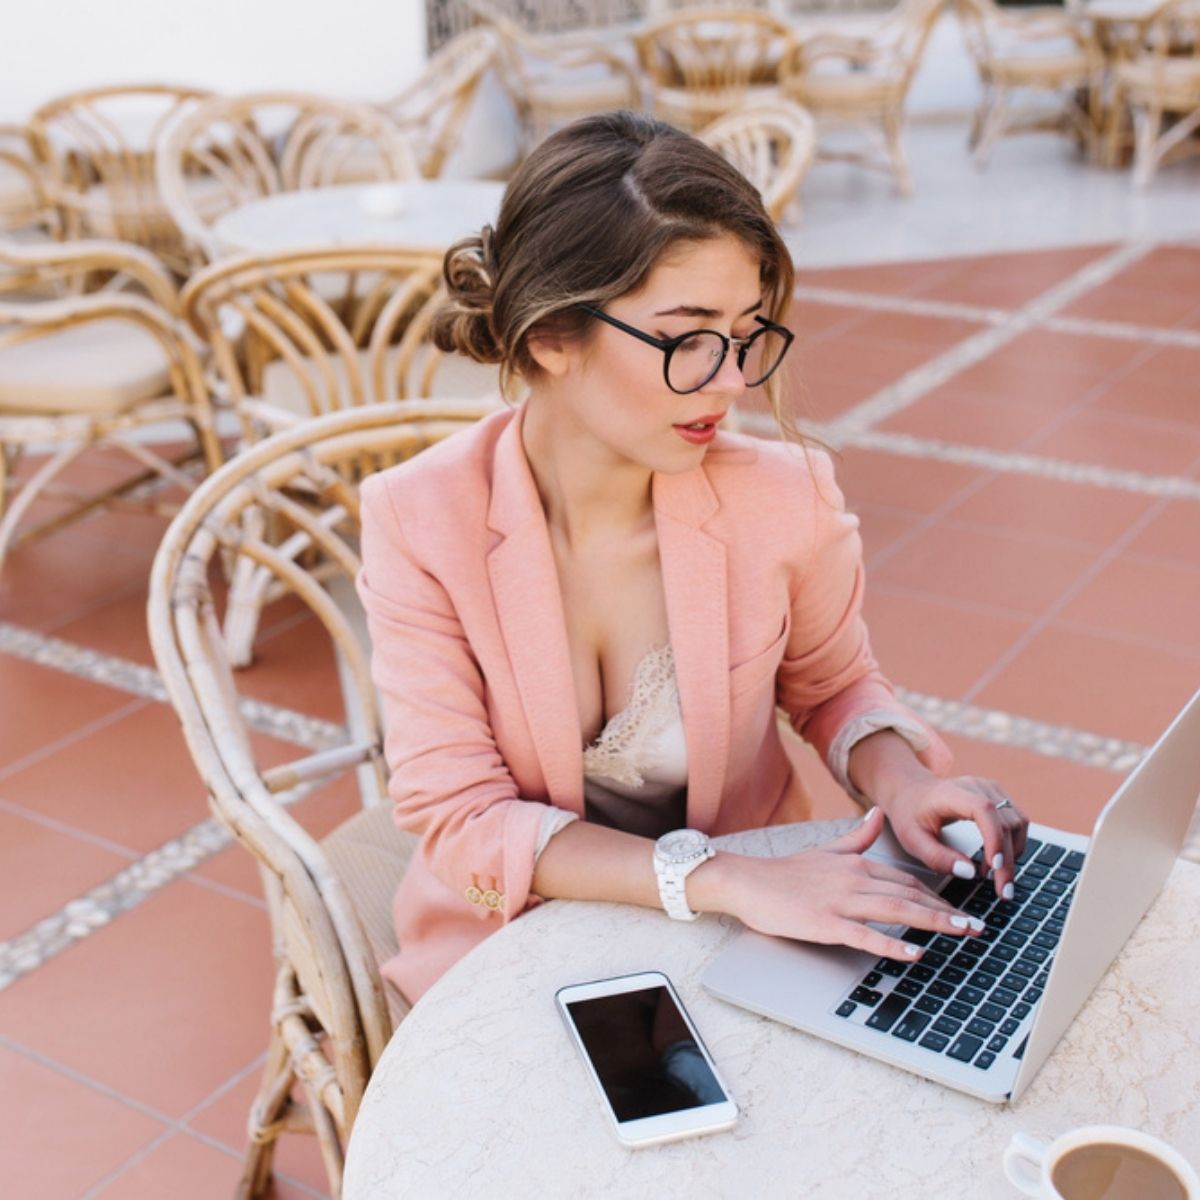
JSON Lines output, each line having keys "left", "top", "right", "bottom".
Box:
{"left": 704, "top": 346, "right": 748, "bottom": 396}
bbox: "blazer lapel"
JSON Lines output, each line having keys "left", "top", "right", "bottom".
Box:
{"left": 654, "top": 467, "right": 729, "bottom": 834}
{"left": 486, "top": 409, "right": 584, "bottom": 814}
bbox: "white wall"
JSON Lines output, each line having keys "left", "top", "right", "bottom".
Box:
{"left": 0, "top": 0, "right": 429, "bottom": 120}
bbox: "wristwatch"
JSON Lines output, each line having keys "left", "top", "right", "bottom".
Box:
{"left": 653, "top": 829, "right": 715, "bottom": 921}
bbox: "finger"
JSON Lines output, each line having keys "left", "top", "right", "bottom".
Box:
{"left": 974, "top": 779, "right": 1018, "bottom": 899}
{"left": 983, "top": 780, "right": 1030, "bottom": 863}
{"left": 847, "top": 889, "right": 986, "bottom": 939}
{"left": 896, "top": 823, "right": 978, "bottom": 885}
{"left": 955, "top": 786, "right": 1012, "bottom": 900}
{"left": 863, "top": 859, "right": 950, "bottom": 904}
{"left": 826, "top": 805, "right": 884, "bottom": 855}
{"left": 821, "top": 916, "right": 933, "bottom": 963}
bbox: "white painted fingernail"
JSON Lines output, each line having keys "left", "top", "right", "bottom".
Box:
{"left": 992, "top": 853, "right": 1005, "bottom": 871}
{"left": 904, "top": 943, "right": 922, "bottom": 957}
{"left": 860, "top": 806, "right": 879, "bottom": 825}
{"left": 1003, "top": 882, "right": 1015, "bottom": 901}
{"left": 968, "top": 916, "right": 985, "bottom": 932}
{"left": 952, "top": 860, "right": 975, "bottom": 880}
{"left": 950, "top": 915, "right": 970, "bottom": 930}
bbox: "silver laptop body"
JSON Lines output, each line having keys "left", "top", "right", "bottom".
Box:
{"left": 702, "top": 689, "right": 1200, "bottom": 1104}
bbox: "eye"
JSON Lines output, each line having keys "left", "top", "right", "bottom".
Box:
{"left": 676, "top": 333, "right": 710, "bottom": 353}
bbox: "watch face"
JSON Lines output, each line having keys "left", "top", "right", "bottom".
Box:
{"left": 658, "top": 829, "right": 707, "bottom": 862}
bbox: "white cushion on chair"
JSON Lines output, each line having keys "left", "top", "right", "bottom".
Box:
{"left": 0, "top": 318, "right": 172, "bottom": 414}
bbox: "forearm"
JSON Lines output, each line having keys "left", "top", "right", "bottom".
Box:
{"left": 846, "top": 728, "right": 936, "bottom": 810}
{"left": 530, "top": 818, "right": 741, "bottom": 915}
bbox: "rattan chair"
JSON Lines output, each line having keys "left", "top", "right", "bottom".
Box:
{"left": 28, "top": 84, "right": 214, "bottom": 273}
{"left": 181, "top": 244, "right": 502, "bottom": 666}
{"left": 471, "top": 0, "right": 642, "bottom": 154}
{"left": 698, "top": 99, "right": 818, "bottom": 222}
{"left": 955, "top": 0, "right": 1101, "bottom": 168}
{"left": 385, "top": 26, "right": 499, "bottom": 176}
{"left": 1113, "top": 0, "right": 1200, "bottom": 186}
{"left": 0, "top": 123, "right": 50, "bottom": 238}
{"left": 155, "top": 92, "right": 419, "bottom": 264}
{"left": 0, "top": 238, "right": 220, "bottom": 571}
{"left": 636, "top": 7, "right": 796, "bottom": 132}
{"left": 147, "top": 401, "right": 495, "bottom": 1199}
{"left": 779, "top": 0, "right": 945, "bottom": 195}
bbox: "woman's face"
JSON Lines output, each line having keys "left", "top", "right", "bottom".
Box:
{"left": 541, "top": 234, "right": 765, "bottom": 476}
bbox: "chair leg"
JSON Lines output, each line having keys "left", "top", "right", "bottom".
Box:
{"left": 882, "top": 110, "right": 913, "bottom": 197}
{"left": 238, "top": 1029, "right": 294, "bottom": 1200}
{"left": 0, "top": 443, "right": 87, "bottom": 570}
{"left": 972, "top": 88, "right": 1010, "bottom": 169}
{"left": 1131, "top": 102, "right": 1163, "bottom": 189}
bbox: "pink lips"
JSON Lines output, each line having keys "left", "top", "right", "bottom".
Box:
{"left": 672, "top": 413, "right": 725, "bottom": 445}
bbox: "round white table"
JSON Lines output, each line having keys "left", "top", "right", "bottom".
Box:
{"left": 212, "top": 181, "right": 505, "bottom": 256}
{"left": 343, "top": 820, "right": 1200, "bottom": 1199}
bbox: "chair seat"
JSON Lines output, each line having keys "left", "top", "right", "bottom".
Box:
{"left": 654, "top": 82, "right": 780, "bottom": 128}
{"left": 321, "top": 801, "right": 417, "bottom": 1027}
{"left": 0, "top": 318, "right": 172, "bottom": 414}
{"left": 983, "top": 49, "right": 1093, "bottom": 88}
{"left": 0, "top": 170, "right": 40, "bottom": 227}
{"left": 1116, "top": 58, "right": 1200, "bottom": 108}
{"left": 786, "top": 72, "right": 901, "bottom": 113}
{"left": 75, "top": 174, "right": 228, "bottom": 241}
{"left": 261, "top": 343, "right": 502, "bottom": 414}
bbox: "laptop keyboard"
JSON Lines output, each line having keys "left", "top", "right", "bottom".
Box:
{"left": 834, "top": 837, "right": 1086, "bottom": 1071}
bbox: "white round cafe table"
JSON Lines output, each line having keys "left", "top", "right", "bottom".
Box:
{"left": 212, "top": 181, "right": 505, "bottom": 256}
{"left": 343, "top": 820, "right": 1200, "bottom": 1200}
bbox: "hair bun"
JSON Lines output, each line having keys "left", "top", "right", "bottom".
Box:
{"left": 432, "top": 228, "right": 504, "bottom": 364}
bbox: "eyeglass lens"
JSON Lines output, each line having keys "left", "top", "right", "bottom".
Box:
{"left": 666, "top": 327, "right": 788, "bottom": 393}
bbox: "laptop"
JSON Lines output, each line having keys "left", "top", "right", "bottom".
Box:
{"left": 702, "top": 689, "right": 1200, "bottom": 1104}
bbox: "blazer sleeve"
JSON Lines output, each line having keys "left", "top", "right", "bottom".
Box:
{"left": 356, "top": 472, "right": 546, "bottom": 924}
{"left": 776, "top": 449, "right": 954, "bottom": 781}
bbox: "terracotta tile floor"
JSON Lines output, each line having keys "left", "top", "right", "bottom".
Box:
{"left": 2, "top": 240, "right": 1199, "bottom": 1199}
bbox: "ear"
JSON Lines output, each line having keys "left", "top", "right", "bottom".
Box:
{"left": 525, "top": 326, "right": 574, "bottom": 379}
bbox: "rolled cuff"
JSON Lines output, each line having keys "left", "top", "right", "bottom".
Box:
{"left": 534, "top": 807, "right": 579, "bottom": 861}
{"left": 828, "top": 708, "right": 936, "bottom": 807}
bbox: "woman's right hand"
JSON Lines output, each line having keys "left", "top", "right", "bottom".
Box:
{"left": 698, "top": 808, "right": 984, "bottom": 961}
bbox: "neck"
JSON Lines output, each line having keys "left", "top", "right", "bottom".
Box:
{"left": 521, "top": 389, "right": 655, "bottom": 548}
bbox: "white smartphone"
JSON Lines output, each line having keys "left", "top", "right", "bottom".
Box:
{"left": 555, "top": 970, "right": 739, "bottom": 1148}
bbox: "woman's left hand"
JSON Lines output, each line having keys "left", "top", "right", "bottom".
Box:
{"left": 878, "top": 775, "right": 1029, "bottom": 900}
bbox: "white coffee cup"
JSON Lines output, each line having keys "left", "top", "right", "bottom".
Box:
{"left": 1004, "top": 1125, "right": 1199, "bottom": 1199}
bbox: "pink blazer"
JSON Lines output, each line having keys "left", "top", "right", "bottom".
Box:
{"left": 358, "top": 404, "right": 952, "bottom": 1002}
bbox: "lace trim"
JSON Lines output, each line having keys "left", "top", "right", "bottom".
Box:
{"left": 582, "top": 644, "right": 681, "bottom": 789}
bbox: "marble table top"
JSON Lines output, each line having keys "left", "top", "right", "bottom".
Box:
{"left": 343, "top": 820, "right": 1200, "bottom": 1200}
{"left": 213, "top": 180, "right": 505, "bottom": 257}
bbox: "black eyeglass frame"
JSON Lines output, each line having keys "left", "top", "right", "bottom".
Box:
{"left": 578, "top": 303, "right": 795, "bottom": 395}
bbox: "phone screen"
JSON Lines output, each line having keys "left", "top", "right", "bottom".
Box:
{"left": 564, "top": 985, "right": 728, "bottom": 1122}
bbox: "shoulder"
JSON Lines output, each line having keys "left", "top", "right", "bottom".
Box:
{"left": 703, "top": 429, "right": 842, "bottom": 509}
{"left": 360, "top": 404, "right": 514, "bottom": 524}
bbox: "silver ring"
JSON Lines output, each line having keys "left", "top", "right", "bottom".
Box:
{"left": 993, "top": 798, "right": 1014, "bottom": 812}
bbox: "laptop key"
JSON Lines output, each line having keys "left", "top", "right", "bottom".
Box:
{"left": 1012, "top": 1002, "right": 1032, "bottom": 1019}
{"left": 1010, "top": 959, "right": 1038, "bottom": 979}
{"left": 919, "top": 951, "right": 947, "bottom": 971}
{"left": 947, "top": 1033, "right": 984, "bottom": 1063}
{"left": 892, "top": 1012, "right": 932, "bottom": 1042}
{"left": 1035, "top": 844, "right": 1066, "bottom": 866}
{"left": 1000, "top": 972, "right": 1028, "bottom": 994}
{"left": 1051, "top": 866, "right": 1076, "bottom": 884}
{"left": 964, "top": 897, "right": 991, "bottom": 916}
{"left": 904, "top": 927, "right": 935, "bottom": 946}
{"left": 990, "top": 942, "right": 1017, "bottom": 962}
{"left": 1024, "top": 986, "right": 1044, "bottom": 1004}
{"left": 1001, "top": 1018, "right": 1020, "bottom": 1035}
{"left": 957, "top": 985, "right": 986, "bottom": 1006}
{"left": 930, "top": 936, "right": 959, "bottom": 956}
{"left": 967, "top": 1017, "right": 995, "bottom": 1038}
{"left": 927, "top": 981, "right": 955, "bottom": 1000}
{"left": 978, "top": 955, "right": 1010, "bottom": 976}
{"left": 1023, "top": 945, "right": 1049, "bottom": 965}
{"left": 987, "top": 1034, "right": 1009, "bottom": 1053}
{"left": 850, "top": 986, "right": 883, "bottom": 1006}
{"left": 836, "top": 1000, "right": 857, "bottom": 1018}
{"left": 915, "top": 996, "right": 943, "bottom": 1015}
{"left": 866, "top": 993, "right": 910, "bottom": 1032}
{"left": 895, "top": 979, "right": 923, "bottom": 999}
{"left": 1000, "top": 930, "right": 1026, "bottom": 949}
{"left": 945, "top": 1001, "right": 973, "bottom": 1021}
{"left": 974, "top": 1050, "right": 996, "bottom": 1070}
{"left": 1025, "top": 904, "right": 1050, "bottom": 923}
{"left": 862, "top": 970, "right": 883, "bottom": 988}
{"left": 978, "top": 1002, "right": 1006, "bottom": 1023}
{"left": 875, "top": 958, "right": 907, "bottom": 978}
{"left": 933, "top": 1016, "right": 963, "bottom": 1036}
{"left": 1016, "top": 837, "right": 1043, "bottom": 865}
{"left": 1034, "top": 971, "right": 1050, "bottom": 988}
{"left": 1013, "top": 917, "right": 1039, "bottom": 935}
{"left": 1040, "top": 879, "right": 1068, "bottom": 897}
{"left": 991, "top": 987, "right": 1019, "bottom": 1009}
{"left": 907, "top": 963, "right": 937, "bottom": 983}
{"left": 1033, "top": 931, "right": 1058, "bottom": 950}
{"left": 1063, "top": 850, "right": 1086, "bottom": 872}
{"left": 941, "top": 967, "right": 967, "bottom": 985}
{"left": 950, "top": 950, "right": 981, "bottom": 970}
{"left": 969, "top": 971, "right": 999, "bottom": 992}
{"left": 1021, "top": 862, "right": 1050, "bottom": 880}
{"left": 1045, "top": 919, "right": 1065, "bottom": 937}
{"left": 919, "top": 1031, "right": 950, "bottom": 1052}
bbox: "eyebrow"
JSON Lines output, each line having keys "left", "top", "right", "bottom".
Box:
{"left": 652, "top": 299, "right": 764, "bottom": 319}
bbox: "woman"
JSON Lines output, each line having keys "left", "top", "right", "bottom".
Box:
{"left": 358, "top": 111, "right": 1027, "bottom": 1005}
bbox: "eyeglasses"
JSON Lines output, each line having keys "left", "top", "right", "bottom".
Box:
{"left": 578, "top": 303, "right": 795, "bottom": 395}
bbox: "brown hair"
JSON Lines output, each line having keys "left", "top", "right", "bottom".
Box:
{"left": 433, "top": 110, "right": 803, "bottom": 439}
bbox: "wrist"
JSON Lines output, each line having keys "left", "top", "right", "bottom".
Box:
{"left": 847, "top": 729, "right": 933, "bottom": 811}
{"left": 685, "top": 850, "right": 743, "bottom": 916}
